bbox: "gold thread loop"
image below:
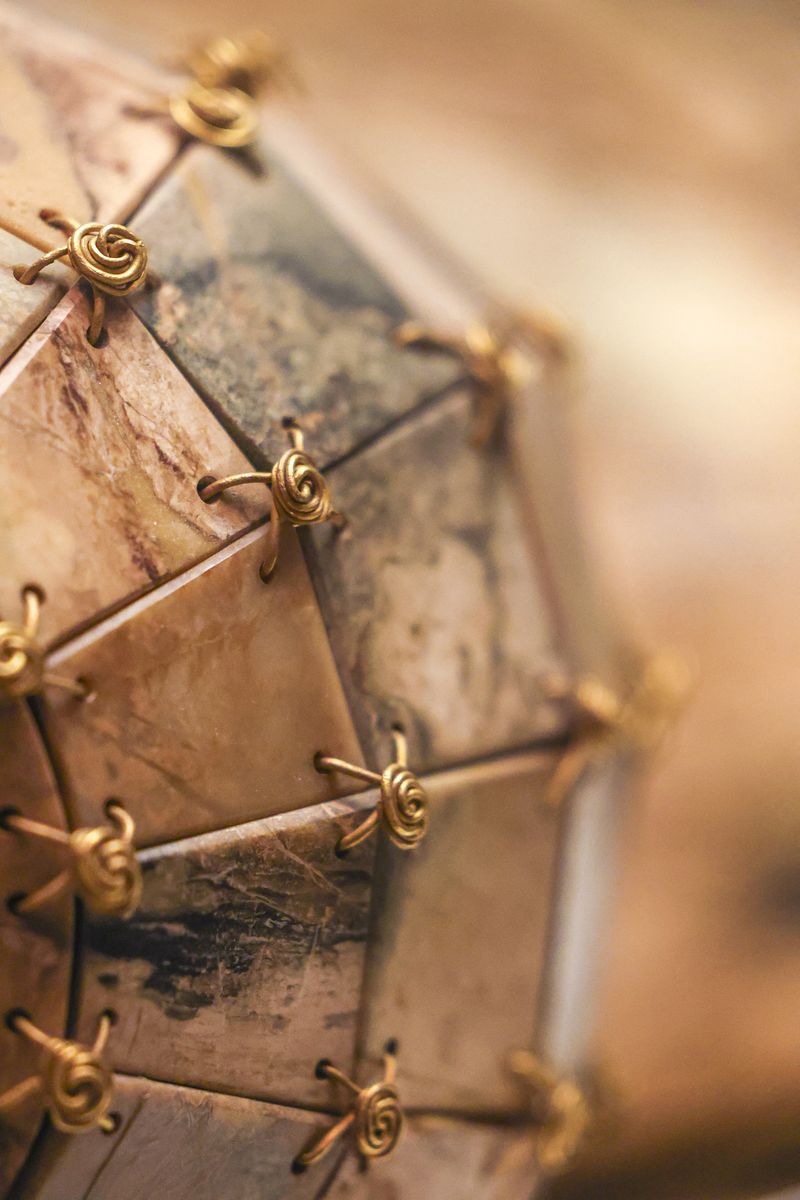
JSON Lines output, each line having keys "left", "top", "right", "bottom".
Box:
{"left": 198, "top": 424, "right": 340, "bottom": 581}
{"left": 3, "top": 802, "right": 141, "bottom": 918}
{"left": 509, "top": 1050, "right": 590, "bottom": 1171}
{"left": 183, "top": 31, "right": 302, "bottom": 97}
{"left": 395, "top": 311, "right": 572, "bottom": 447}
{"left": 13, "top": 213, "right": 153, "bottom": 346}
{"left": 294, "top": 1052, "right": 403, "bottom": 1169}
{"left": 316, "top": 729, "right": 429, "bottom": 853}
{"left": 543, "top": 654, "right": 691, "bottom": 807}
{"left": 169, "top": 82, "right": 259, "bottom": 148}
{"left": 0, "top": 1012, "right": 115, "bottom": 1135}
{"left": 0, "top": 586, "right": 86, "bottom": 700}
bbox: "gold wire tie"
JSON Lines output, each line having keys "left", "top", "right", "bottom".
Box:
{"left": 13, "top": 211, "right": 154, "bottom": 347}
{"left": 198, "top": 422, "right": 343, "bottom": 582}
{"left": 136, "top": 30, "right": 301, "bottom": 151}
{"left": 293, "top": 1049, "right": 403, "bottom": 1171}
{"left": 542, "top": 654, "right": 692, "bottom": 808}
{"left": 394, "top": 311, "right": 572, "bottom": 448}
{"left": 0, "top": 1010, "right": 116, "bottom": 1135}
{"left": 181, "top": 31, "right": 303, "bottom": 99}
{"left": 1, "top": 801, "right": 142, "bottom": 919}
{"left": 508, "top": 1050, "right": 590, "bottom": 1172}
{"left": 0, "top": 585, "right": 88, "bottom": 700}
{"left": 316, "top": 729, "right": 428, "bottom": 854}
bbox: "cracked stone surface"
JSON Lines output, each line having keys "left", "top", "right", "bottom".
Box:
{"left": 131, "top": 141, "right": 463, "bottom": 468}
{"left": 0, "top": 290, "right": 263, "bottom": 646}
{"left": 78, "top": 795, "right": 376, "bottom": 1110}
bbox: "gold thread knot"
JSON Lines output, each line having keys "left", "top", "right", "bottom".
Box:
{"left": 509, "top": 1050, "right": 590, "bottom": 1171}
{"left": 169, "top": 81, "right": 258, "bottom": 148}
{"left": 294, "top": 1052, "right": 403, "bottom": 1169}
{"left": 271, "top": 446, "right": 333, "bottom": 526}
{"left": 379, "top": 763, "right": 428, "bottom": 849}
{"left": 0, "top": 1012, "right": 115, "bottom": 1136}
{"left": 70, "top": 805, "right": 141, "bottom": 918}
{"left": 316, "top": 730, "right": 429, "bottom": 853}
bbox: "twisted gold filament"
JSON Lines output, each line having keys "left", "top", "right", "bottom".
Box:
{"left": 13, "top": 211, "right": 152, "bottom": 346}
{"left": 316, "top": 729, "right": 429, "bottom": 853}
{"left": 198, "top": 423, "right": 340, "bottom": 581}
{"left": 508, "top": 1050, "right": 590, "bottom": 1171}
{"left": 0, "top": 1011, "right": 115, "bottom": 1136}
{"left": 2, "top": 802, "right": 141, "bottom": 918}
{"left": 294, "top": 1052, "right": 402, "bottom": 1169}
{"left": 0, "top": 586, "right": 87, "bottom": 699}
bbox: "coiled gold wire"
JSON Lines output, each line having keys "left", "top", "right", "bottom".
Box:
{"left": 0, "top": 585, "right": 87, "bottom": 700}
{"left": 294, "top": 1050, "right": 402, "bottom": 1169}
{"left": 0, "top": 1011, "right": 116, "bottom": 1136}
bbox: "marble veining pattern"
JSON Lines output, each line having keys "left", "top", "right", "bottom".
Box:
{"left": 303, "top": 389, "right": 563, "bottom": 769}
{"left": 78, "top": 796, "right": 376, "bottom": 1110}
{"left": 132, "top": 142, "right": 463, "bottom": 467}
{"left": 42, "top": 533, "right": 368, "bottom": 847}
{"left": 0, "top": 291, "right": 263, "bottom": 646}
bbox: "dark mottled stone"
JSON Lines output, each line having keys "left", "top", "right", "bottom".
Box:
{"left": 132, "top": 142, "right": 463, "bottom": 467}
{"left": 78, "top": 795, "right": 376, "bottom": 1110}
{"left": 357, "top": 753, "right": 562, "bottom": 1115}
{"left": 14, "top": 1075, "right": 340, "bottom": 1200}
{"left": 303, "top": 389, "right": 563, "bottom": 769}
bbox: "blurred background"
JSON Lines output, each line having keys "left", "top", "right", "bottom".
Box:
{"left": 24, "top": 1, "right": 800, "bottom": 1195}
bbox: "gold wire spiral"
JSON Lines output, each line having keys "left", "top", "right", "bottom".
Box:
{"left": 2, "top": 802, "right": 141, "bottom": 919}
{"left": 0, "top": 586, "right": 86, "bottom": 700}
{"left": 183, "top": 31, "right": 301, "bottom": 97}
{"left": 0, "top": 1011, "right": 115, "bottom": 1136}
{"left": 316, "top": 729, "right": 429, "bottom": 853}
{"left": 13, "top": 211, "right": 153, "bottom": 346}
{"left": 379, "top": 763, "right": 428, "bottom": 849}
{"left": 395, "top": 311, "right": 572, "bottom": 447}
{"left": 169, "top": 81, "right": 259, "bottom": 148}
{"left": 198, "top": 423, "right": 341, "bottom": 581}
{"left": 294, "top": 1051, "right": 403, "bottom": 1170}
{"left": 543, "top": 653, "right": 691, "bottom": 807}
{"left": 508, "top": 1050, "right": 590, "bottom": 1172}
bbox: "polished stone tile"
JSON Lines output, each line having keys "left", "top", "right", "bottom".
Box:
{"left": 43, "top": 532, "right": 367, "bottom": 847}
{"left": 0, "top": 292, "right": 263, "bottom": 646}
{"left": 0, "top": 700, "right": 72, "bottom": 1196}
{"left": 0, "top": 228, "right": 69, "bottom": 369}
{"left": 322, "top": 1116, "right": 539, "bottom": 1200}
{"left": 357, "top": 753, "right": 561, "bottom": 1115}
{"left": 132, "top": 142, "right": 463, "bottom": 467}
{"left": 14, "top": 1075, "right": 340, "bottom": 1200}
{"left": 304, "top": 390, "right": 563, "bottom": 768}
{"left": 0, "top": 9, "right": 179, "bottom": 250}
{"left": 78, "top": 795, "right": 376, "bottom": 1109}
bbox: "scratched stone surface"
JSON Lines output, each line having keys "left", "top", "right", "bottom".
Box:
{"left": 0, "top": 701, "right": 73, "bottom": 1197}
{"left": 303, "top": 389, "right": 563, "bottom": 768}
{"left": 77, "top": 795, "right": 376, "bottom": 1110}
{"left": 0, "top": 4, "right": 179, "bottom": 251}
{"left": 42, "top": 532, "right": 367, "bottom": 847}
{"left": 356, "top": 752, "right": 562, "bottom": 1115}
{"left": 13, "top": 1075, "right": 341, "bottom": 1200}
{"left": 0, "top": 228, "right": 70, "bottom": 369}
{"left": 0, "top": 290, "right": 263, "bottom": 648}
{"left": 131, "top": 140, "right": 463, "bottom": 468}
{"left": 322, "top": 1116, "right": 540, "bottom": 1200}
